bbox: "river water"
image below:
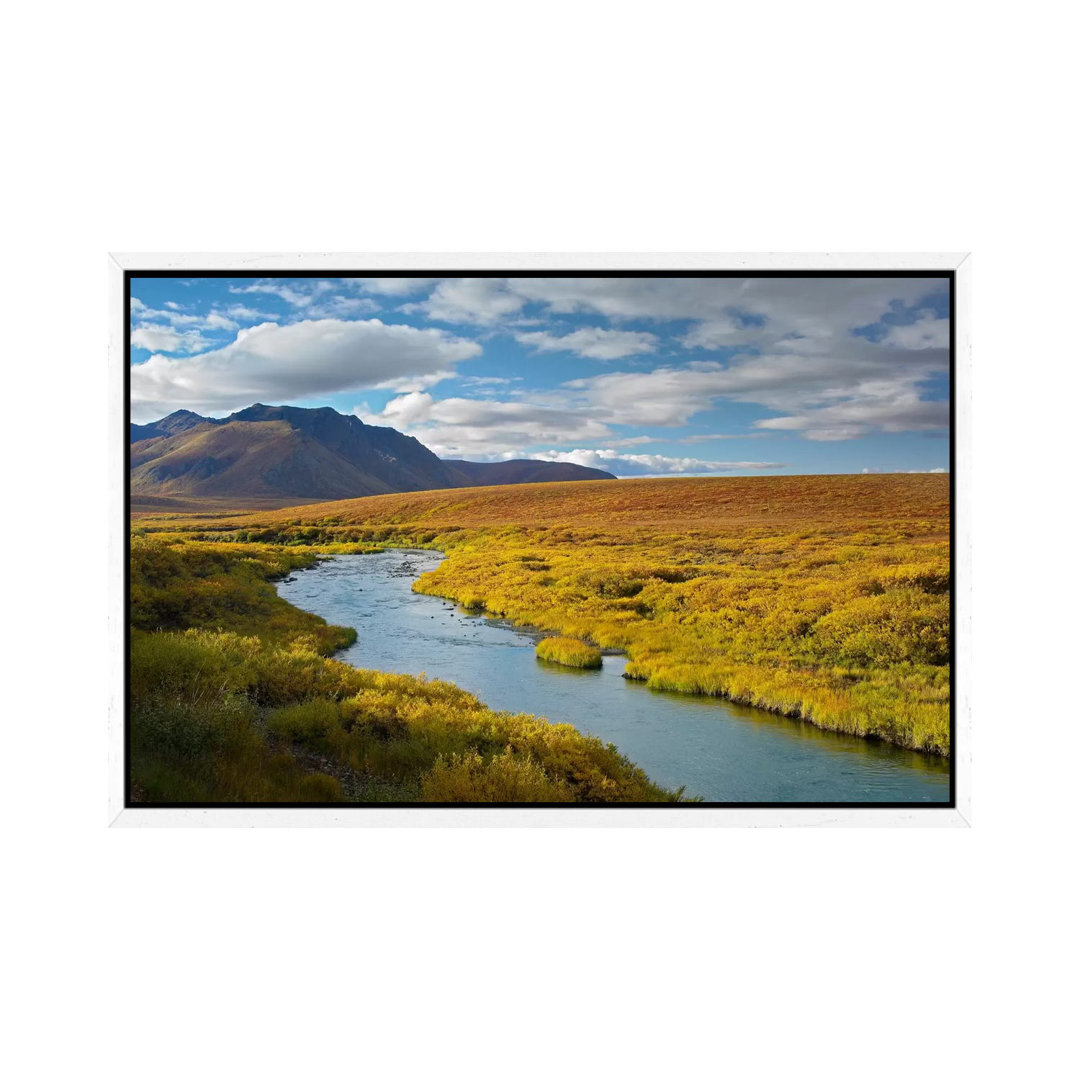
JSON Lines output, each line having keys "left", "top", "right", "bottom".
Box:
{"left": 277, "top": 549, "right": 950, "bottom": 803}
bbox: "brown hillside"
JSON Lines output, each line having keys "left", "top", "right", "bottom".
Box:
{"left": 130, "top": 421, "right": 398, "bottom": 500}
{"left": 130, "top": 404, "right": 614, "bottom": 503}
{"left": 232, "top": 473, "right": 950, "bottom": 534}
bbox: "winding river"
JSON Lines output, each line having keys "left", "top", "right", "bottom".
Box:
{"left": 277, "top": 549, "right": 950, "bottom": 803}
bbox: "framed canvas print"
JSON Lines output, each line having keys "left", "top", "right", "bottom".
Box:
{"left": 109, "top": 254, "right": 970, "bottom": 826}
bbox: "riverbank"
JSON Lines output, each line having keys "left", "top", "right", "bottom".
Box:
{"left": 129, "top": 535, "right": 682, "bottom": 804}
{"left": 279, "top": 549, "right": 949, "bottom": 802}
{"left": 138, "top": 474, "right": 951, "bottom": 756}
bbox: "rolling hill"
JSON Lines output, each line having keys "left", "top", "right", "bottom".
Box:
{"left": 129, "top": 403, "right": 614, "bottom": 504}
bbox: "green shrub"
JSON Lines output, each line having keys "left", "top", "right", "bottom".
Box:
{"left": 266, "top": 700, "right": 348, "bottom": 754}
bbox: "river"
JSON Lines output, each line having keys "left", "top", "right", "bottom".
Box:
{"left": 276, "top": 549, "right": 951, "bottom": 803}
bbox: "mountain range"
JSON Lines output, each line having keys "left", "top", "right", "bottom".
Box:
{"left": 129, "top": 403, "right": 614, "bottom": 505}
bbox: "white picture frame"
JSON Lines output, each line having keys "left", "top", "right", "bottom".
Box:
{"left": 109, "top": 252, "right": 971, "bottom": 827}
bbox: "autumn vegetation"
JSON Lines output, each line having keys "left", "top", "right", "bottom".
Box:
{"left": 137, "top": 474, "right": 951, "bottom": 758}
{"left": 536, "top": 636, "right": 603, "bottom": 669}
{"left": 129, "top": 534, "right": 678, "bottom": 804}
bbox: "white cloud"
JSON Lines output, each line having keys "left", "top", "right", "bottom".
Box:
{"left": 229, "top": 279, "right": 336, "bottom": 307}
{"left": 304, "top": 295, "right": 381, "bottom": 319}
{"left": 360, "top": 392, "right": 612, "bottom": 458}
{"left": 682, "top": 432, "right": 768, "bottom": 442}
{"left": 881, "top": 315, "right": 949, "bottom": 350}
{"left": 680, "top": 316, "right": 764, "bottom": 350}
{"left": 374, "top": 370, "right": 458, "bottom": 393}
{"left": 352, "top": 278, "right": 437, "bottom": 296}
{"left": 226, "top": 304, "right": 280, "bottom": 322}
{"left": 130, "top": 298, "right": 238, "bottom": 333}
{"left": 359, "top": 391, "right": 778, "bottom": 464}
{"left": 457, "top": 375, "right": 524, "bottom": 397}
{"left": 129, "top": 300, "right": 204, "bottom": 326}
{"left": 130, "top": 324, "right": 211, "bottom": 354}
{"left": 864, "top": 467, "right": 948, "bottom": 474}
{"left": 405, "top": 278, "right": 527, "bottom": 324}
{"left": 529, "top": 449, "right": 783, "bottom": 476}
{"left": 402, "top": 276, "right": 944, "bottom": 336}
{"left": 129, "top": 277, "right": 951, "bottom": 449}
{"left": 754, "top": 388, "right": 948, "bottom": 441}
{"left": 515, "top": 327, "right": 659, "bottom": 360}
{"left": 130, "top": 319, "right": 482, "bottom": 420}
{"left": 567, "top": 337, "right": 948, "bottom": 439}
{"left": 391, "top": 279, "right": 951, "bottom": 438}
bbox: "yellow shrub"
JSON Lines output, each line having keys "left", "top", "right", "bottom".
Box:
{"left": 536, "top": 636, "right": 602, "bottom": 669}
{"left": 420, "top": 750, "right": 574, "bottom": 803}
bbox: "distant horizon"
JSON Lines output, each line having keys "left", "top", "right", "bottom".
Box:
{"left": 130, "top": 275, "right": 951, "bottom": 478}
{"left": 131, "top": 400, "right": 948, "bottom": 479}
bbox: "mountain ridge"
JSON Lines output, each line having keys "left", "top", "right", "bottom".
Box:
{"left": 129, "top": 404, "right": 614, "bottom": 502}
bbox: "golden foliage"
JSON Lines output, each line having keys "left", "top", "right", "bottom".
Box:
{"left": 420, "top": 750, "right": 575, "bottom": 803}
{"left": 138, "top": 474, "right": 951, "bottom": 755}
{"left": 536, "top": 636, "right": 603, "bottom": 669}
{"left": 129, "top": 536, "right": 678, "bottom": 803}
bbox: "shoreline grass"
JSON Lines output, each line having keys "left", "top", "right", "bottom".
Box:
{"left": 129, "top": 535, "right": 681, "bottom": 804}
{"left": 136, "top": 474, "right": 951, "bottom": 757}
{"left": 536, "top": 636, "right": 603, "bottom": 669}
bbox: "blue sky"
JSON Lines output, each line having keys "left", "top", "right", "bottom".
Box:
{"left": 129, "top": 275, "right": 950, "bottom": 476}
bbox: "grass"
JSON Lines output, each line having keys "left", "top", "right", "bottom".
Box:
{"left": 137, "top": 474, "right": 951, "bottom": 756}
{"left": 536, "top": 636, "right": 603, "bottom": 669}
{"left": 129, "top": 535, "right": 680, "bottom": 804}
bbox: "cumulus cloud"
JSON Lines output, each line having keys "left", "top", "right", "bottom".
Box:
{"left": 359, "top": 391, "right": 612, "bottom": 458}
{"left": 515, "top": 327, "right": 659, "bottom": 360}
{"left": 358, "top": 390, "right": 781, "bottom": 467}
{"left": 393, "top": 279, "right": 951, "bottom": 439}
{"left": 130, "top": 319, "right": 481, "bottom": 421}
{"left": 754, "top": 388, "right": 948, "bottom": 441}
{"left": 528, "top": 449, "right": 783, "bottom": 476}
{"left": 405, "top": 278, "right": 527, "bottom": 324}
{"left": 679, "top": 315, "right": 763, "bottom": 350}
{"left": 129, "top": 276, "right": 951, "bottom": 456}
{"left": 402, "top": 276, "right": 944, "bottom": 335}
{"left": 567, "top": 336, "right": 949, "bottom": 439}
{"left": 203, "top": 311, "right": 239, "bottom": 331}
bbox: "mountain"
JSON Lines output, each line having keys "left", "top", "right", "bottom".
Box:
{"left": 129, "top": 409, "right": 207, "bottom": 443}
{"left": 129, "top": 404, "right": 615, "bottom": 503}
{"left": 445, "top": 459, "right": 612, "bottom": 486}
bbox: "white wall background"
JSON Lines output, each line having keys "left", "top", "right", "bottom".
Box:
{"left": 3, "top": 2, "right": 1075, "bottom": 1078}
